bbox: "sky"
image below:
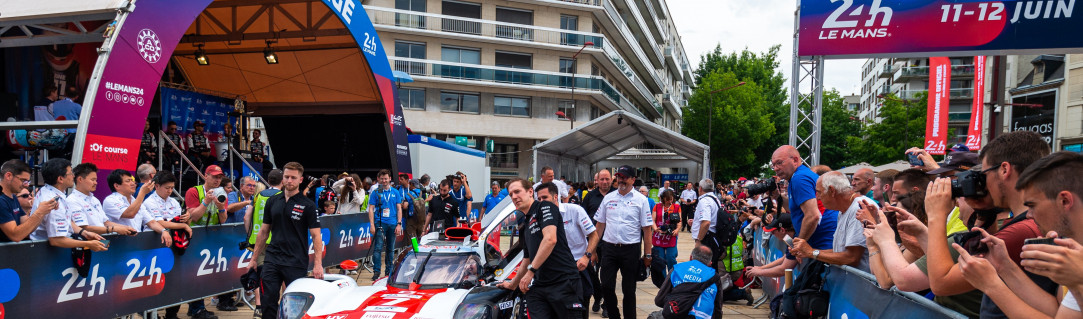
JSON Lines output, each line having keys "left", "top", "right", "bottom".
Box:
{"left": 667, "top": 0, "right": 865, "bottom": 97}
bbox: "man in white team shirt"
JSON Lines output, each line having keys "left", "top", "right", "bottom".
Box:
{"left": 67, "top": 163, "right": 137, "bottom": 237}
{"left": 104, "top": 169, "right": 188, "bottom": 246}
{"left": 140, "top": 172, "right": 192, "bottom": 228}
{"left": 533, "top": 166, "right": 569, "bottom": 203}
{"left": 537, "top": 182, "right": 599, "bottom": 319}
{"left": 679, "top": 183, "right": 697, "bottom": 232}
{"left": 29, "top": 158, "right": 107, "bottom": 251}
{"left": 692, "top": 179, "right": 720, "bottom": 248}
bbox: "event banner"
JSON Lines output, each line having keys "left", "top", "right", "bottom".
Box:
{"left": 967, "top": 56, "right": 987, "bottom": 151}
{"left": 0, "top": 213, "right": 402, "bottom": 318}
{"left": 799, "top": 0, "right": 1083, "bottom": 57}
{"left": 822, "top": 266, "right": 967, "bottom": 319}
{"left": 925, "top": 57, "right": 952, "bottom": 155}
{"left": 159, "top": 87, "right": 234, "bottom": 137}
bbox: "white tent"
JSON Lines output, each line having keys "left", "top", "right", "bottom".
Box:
{"left": 837, "top": 162, "right": 875, "bottom": 175}
{"left": 873, "top": 160, "right": 913, "bottom": 172}
{"left": 532, "top": 110, "right": 709, "bottom": 181}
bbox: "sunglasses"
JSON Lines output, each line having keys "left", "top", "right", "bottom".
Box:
{"left": 17, "top": 194, "right": 31, "bottom": 199}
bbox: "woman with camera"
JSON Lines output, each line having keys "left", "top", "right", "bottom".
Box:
{"left": 332, "top": 173, "right": 366, "bottom": 215}
{"left": 652, "top": 190, "right": 682, "bottom": 273}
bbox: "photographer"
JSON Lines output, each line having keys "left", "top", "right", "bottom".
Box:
{"left": 925, "top": 131, "right": 1056, "bottom": 318}
{"left": 367, "top": 169, "right": 403, "bottom": 280}
{"left": 652, "top": 190, "right": 682, "bottom": 272}
{"left": 680, "top": 183, "right": 697, "bottom": 232}
{"left": 450, "top": 172, "right": 473, "bottom": 222}
{"left": 333, "top": 173, "right": 365, "bottom": 215}
{"left": 183, "top": 165, "right": 236, "bottom": 315}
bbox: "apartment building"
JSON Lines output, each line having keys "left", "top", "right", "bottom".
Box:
{"left": 363, "top": 0, "right": 695, "bottom": 181}
{"left": 1001, "top": 54, "right": 1083, "bottom": 152}
{"left": 859, "top": 57, "right": 978, "bottom": 146}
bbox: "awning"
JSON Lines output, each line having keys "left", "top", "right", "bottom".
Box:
{"left": 532, "top": 110, "right": 709, "bottom": 180}
{"left": 0, "top": 0, "right": 128, "bottom": 47}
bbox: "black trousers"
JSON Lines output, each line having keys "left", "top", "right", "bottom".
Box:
{"left": 586, "top": 260, "right": 603, "bottom": 304}
{"left": 599, "top": 242, "right": 640, "bottom": 319}
{"left": 260, "top": 262, "right": 307, "bottom": 319}
{"left": 525, "top": 277, "right": 585, "bottom": 318}
{"left": 680, "top": 204, "right": 695, "bottom": 231}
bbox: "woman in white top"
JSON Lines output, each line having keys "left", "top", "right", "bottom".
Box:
{"left": 332, "top": 174, "right": 366, "bottom": 214}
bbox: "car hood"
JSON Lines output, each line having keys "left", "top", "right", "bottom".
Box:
{"left": 286, "top": 276, "right": 470, "bottom": 319}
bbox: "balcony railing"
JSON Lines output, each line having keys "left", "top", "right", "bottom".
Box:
{"left": 896, "top": 65, "right": 977, "bottom": 79}
{"left": 600, "top": 0, "right": 664, "bottom": 88}
{"left": 390, "top": 57, "right": 642, "bottom": 116}
{"left": 948, "top": 112, "right": 971, "bottom": 121}
{"left": 896, "top": 88, "right": 974, "bottom": 100}
{"left": 878, "top": 65, "right": 896, "bottom": 78}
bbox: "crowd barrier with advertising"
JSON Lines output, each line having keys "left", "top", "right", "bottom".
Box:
{"left": 750, "top": 228, "right": 966, "bottom": 319}
{"left": 0, "top": 213, "right": 402, "bottom": 318}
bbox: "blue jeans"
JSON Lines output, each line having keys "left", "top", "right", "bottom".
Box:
{"left": 653, "top": 246, "right": 678, "bottom": 273}
{"left": 372, "top": 222, "right": 397, "bottom": 276}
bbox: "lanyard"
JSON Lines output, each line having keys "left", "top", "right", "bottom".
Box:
{"left": 380, "top": 189, "right": 393, "bottom": 208}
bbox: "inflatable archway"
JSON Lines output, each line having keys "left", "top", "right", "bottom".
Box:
{"left": 71, "top": 0, "right": 410, "bottom": 182}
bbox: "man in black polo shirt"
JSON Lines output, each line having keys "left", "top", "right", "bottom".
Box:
{"left": 247, "top": 162, "right": 323, "bottom": 319}
{"left": 499, "top": 178, "right": 584, "bottom": 318}
{"left": 579, "top": 168, "right": 613, "bottom": 313}
{"left": 425, "top": 179, "right": 459, "bottom": 233}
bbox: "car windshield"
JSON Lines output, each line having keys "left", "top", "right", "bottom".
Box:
{"left": 391, "top": 252, "right": 479, "bottom": 288}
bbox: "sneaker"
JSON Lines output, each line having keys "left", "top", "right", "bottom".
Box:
{"left": 592, "top": 299, "right": 601, "bottom": 313}
{"left": 189, "top": 309, "right": 218, "bottom": 319}
{"left": 252, "top": 309, "right": 262, "bottom": 319}
{"left": 371, "top": 274, "right": 379, "bottom": 281}
{"left": 216, "top": 303, "right": 238, "bottom": 312}
{"left": 601, "top": 309, "right": 609, "bottom": 318}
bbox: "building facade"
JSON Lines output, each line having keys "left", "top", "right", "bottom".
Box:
{"left": 1000, "top": 54, "right": 1083, "bottom": 152}
{"left": 859, "top": 57, "right": 978, "bottom": 146}
{"left": 364, "top": 0, "right": 694, "bottom": 181}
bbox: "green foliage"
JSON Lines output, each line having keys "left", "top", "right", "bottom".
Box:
{"left": 682, "top": 72, "right": 775, "bottom": 180}
{"left": 818, "top": 90, "right": 864, "bottom": 168}
{"left": 849, "top": 92, "right": 929, "bottom": 165}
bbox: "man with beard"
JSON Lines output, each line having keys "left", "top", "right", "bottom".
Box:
{"left": 426, "top": 179, "right": 459, "bottom": 233}
{"left": 591, "top": 165, "right": 654, "bottom": 319}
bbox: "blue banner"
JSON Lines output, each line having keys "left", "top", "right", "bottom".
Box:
{"left": 661, "top": 174, "right": 690, "bottom": 182}
{"left": 159, "top": 86, "right": 234, "bottom": 136}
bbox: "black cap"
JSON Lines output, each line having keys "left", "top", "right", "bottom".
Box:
{"left": 927, "top": 151, "right": 979, "bottom": 175}
{"left": 763, "top": 213, "right": 792, "bottom": 232}
{"left": 193, "top": 120, "right": 205, "bottom": 127}
{"left": 615, "top": 165, "right": 636, "bottom": 178}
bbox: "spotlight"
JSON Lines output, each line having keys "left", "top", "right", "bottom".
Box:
{"left": 195, "top": 44, "right": 209, "bottom": 65}
{"left": 263, "top": 41, "right": 278, "bottom": 64}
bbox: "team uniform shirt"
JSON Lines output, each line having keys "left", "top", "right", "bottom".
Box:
{"left": 186, "top": 132, "right": 211, "bottom": 153}
{"left": 834, "top": 196, "right": 870, "bottom": 272}
{"left": 68, "top": 191, "right": 108, "bottom": 227}
{"left": 29, "top": 184, "right": 74, "bottom": 240}
{"left": 680, "top": 189, "right": 697, "bottom": 205}
{"left": 450, "top": 185, "right": 472, "bottom": 219}
{"left": 692, "top": 194, "right": 720, "bottom": 240}
{"left": 532, "top": 180, "right": 570, "bottom": 201}
{"left": 559, "top": 203, "right": 596, "bottom": 259}
{"left": 141, "top": 194, "right": 184, "bottom": 221}
{"left": 427, "top": 195, "right": 459, "bottom": 224}
{"left": 164, "top": 132, "right": 184, "bottom": 151}
{"left": 0, "top": 193, "right": 26, "bottom": 242}
{"left": 581, "top": 188, "right": 615, "bottom": 220}
{"left": 594, "top": 190, "right": 653, "bottom": 244}
{"left": 103, "top": 192, "right": 153, "bottom": 231}
{"left": 520, "top": 200, "right": 578, "bottom": 285}
{"left": 368, "top": 187, "right": 403, "bottom": 225}
{"left": 483, "top": 189, "right": 508, "bottom": 213}
{"left": 263, "top": 192, "right": 320, "bottom": 268}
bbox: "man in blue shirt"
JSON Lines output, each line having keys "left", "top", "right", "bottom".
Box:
{"left": 482, "top": 181, "right": 507, "bottom": 219}
{"left": 771, "top": 145, "right": 835, "bottom": 251}
{"left": 367, "top": 169, "right": 403, "bottom": 280}
{"left": 227, "top": 177, "right": 258, "bottom": 223}
{"left": 450, "top": 173, "right": 473, "bottom": 222}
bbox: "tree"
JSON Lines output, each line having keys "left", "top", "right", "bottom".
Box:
{"left": 849, "top": 92, "right": 929, "bottom": 165}
{"left": 695, "top": 45, "right": 788, "bottom": 176}
{"left": 818, "top": 90, "right": 864, "bottom": 168}
{"left": 682, "top": 72, "right": 775, "bottom": 180}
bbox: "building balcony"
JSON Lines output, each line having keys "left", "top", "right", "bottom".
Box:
{"left": 664, "top": 45, "right": 680, "bottom": 75}
{"left": 390, "top": 57, "right": 646, "bottom": 118}
{"left": 896, "top": 88, "right": 973, "bottom": 100}
{"left": 948, "top": 112, "right": 971, "bottom": 122}
{"left": 597, "top": 0, "right": 665, "bottom": 90}
{"left": 878, "top": 65, "right": 897, "bottom": 79}
{"left": 605, "top": 0, "right": 663, "bottom": 68}
{"left": 894, "top": 65, "right": 976, "bottom": 81}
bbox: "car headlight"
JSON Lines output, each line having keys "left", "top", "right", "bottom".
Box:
{"left": 279, "top": 292, "right": 315, "bottom": 319}
{"left": 453, "top": 303, "right": 493, "bottom": 319}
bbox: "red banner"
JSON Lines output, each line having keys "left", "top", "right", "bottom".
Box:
{"left": 966, "top": 56, "right": 986, "bottom": 151}
{"left": 925, "top": 57, "right": 951, "bottom": 155}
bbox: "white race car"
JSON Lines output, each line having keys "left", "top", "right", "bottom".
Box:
{"left": 279, "top": 200, "right": 529, "bottom": 319}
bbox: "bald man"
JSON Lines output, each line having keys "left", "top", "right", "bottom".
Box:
{"left": 851, "top": 168, "right": 876, "bottom": 198}
{"left": 771, "top": 145, "right": 836, "bottom": 251}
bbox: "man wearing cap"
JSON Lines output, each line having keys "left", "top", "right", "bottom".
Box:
{"left": 926, "top": 150, "right": 980, "bottom": 236}
{"left": 186, "top": 120, "right": 213, "bottom": 170}
{"left": 184, "top": 164, "right": 243, "bottom": 313}
{"left": 590, "top": 165, "right": 654, "bottom": 319}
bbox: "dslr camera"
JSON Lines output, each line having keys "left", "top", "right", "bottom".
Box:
{"left": 658, "top": 211, "right": 681, "bottom": 233}
{"left": 746, "top": 178, "right": 777, "bottom": 196}
{"left": 951, "top": 170, "right": 987, "bottom": 198}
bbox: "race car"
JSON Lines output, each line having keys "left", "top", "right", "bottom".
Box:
{"left": 278, "top": 199, "right": 528, "bottom": 319}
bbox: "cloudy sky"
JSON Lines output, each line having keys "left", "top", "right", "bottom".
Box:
{"left": 668, "top": 0, "right": 865, "bottom": 96}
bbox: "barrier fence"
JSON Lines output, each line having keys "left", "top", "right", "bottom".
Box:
{"left": 0, "top": 213, "right": 400, "bottom": 318}
{"left": 750, "top": 228, "right": 966, "bottom": 319}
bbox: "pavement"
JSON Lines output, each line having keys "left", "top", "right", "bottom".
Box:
{"left": 163, "top": 231, "right": 771, "bottom": 319}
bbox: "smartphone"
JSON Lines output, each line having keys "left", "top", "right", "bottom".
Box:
{"left": 1023, "top": 237, "right": 1057, "bottom": 246}
{"left": 100, "top": 239, "right": 111, "bottom": 248}
{"left": 955, "top": 231, "right": 989, "bottom": 255}
{"left": 907, "top": 153, "right": 924, "bottom": 166}
{"left": 52, "top": 195, "right": 62, "bottom": 202}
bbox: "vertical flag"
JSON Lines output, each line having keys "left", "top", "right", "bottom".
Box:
{"left": 966, "top": 56, "right": 986, "bottom": 151}
{"left": 925, "top": 57, "right": 951, "bottom": 155}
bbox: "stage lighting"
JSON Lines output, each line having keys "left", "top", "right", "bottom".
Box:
{"left": 195, "top": 45, "right": 209, "bottom": 66}
{"left": 264, "top": 41, "right": 278, "bottom": 64}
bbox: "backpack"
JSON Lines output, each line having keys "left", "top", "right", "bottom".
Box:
{"left": 707, "top": 194, "right": 739, "bottom": 248}
{"left": 660, "top": 273, "right": 721, "bottom": 319}
{"left": 780, "top": 260, "right": 830, "bottom": 319}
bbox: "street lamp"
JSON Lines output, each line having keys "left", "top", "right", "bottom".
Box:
{"left": 706, "top": 81, "right": 745, "bottom": 178}
{"left": 556, "top": 111, "right": 573, "bottom": 130}
{"left": 568, "top": 41, "right": 594, "bottom": 131}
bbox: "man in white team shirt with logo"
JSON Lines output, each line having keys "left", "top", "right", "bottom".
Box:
{"left": 537, "top": 182, "right": 599, "bottom": 319}
{"left": 29, "top": 159, "right": 106, "bottom": 251}
{"left": 104, "top": 169, "right": 188, "bottom": 246}
{"left": 66, "top": 163, "right": 138, "bottom": 237}
{"left": 139, "top": 172, "right": 193, "bottom": 235}
{"left": 534, "top": 166, "right": 570, "bottom": 203}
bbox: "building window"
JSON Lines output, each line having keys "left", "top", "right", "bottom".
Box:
{"left": 494, "top": 96, "right": 530, "bottom": 117}
{"left": 495, "top": 51, "right": 532, "bottom": 69}
{"left": 591, "top": 106, "right": 602, "bottom": 120}
{"left": 394, "top": 41, "right": 426, "bottom": 74}
{"left": 490, "top": 143, "right": 519, "bottom": 169}
{"left": 399, "top": 87, "right": 425, "bottom": 110}
{"left": 558, "top": 100, "right": 574, "bottom": 121}
{"left": 442, "top": 0, "right": 481, "bottom": 34}
{"left": 495, "top": 7, "right": 533, "bottom": 41}
{"left": 441, "top": 46, "right": 481, "bottom": 64}
{"left": 441, "top": 91, "right": 480, "bottom": 113}
{"left": 395, "top": 0, "right": 426, "bottom": 28}
{"left": 560, "top": 15, "right": 582, "bottom": 45}
{"left": 559, "top": 58, "right": 576, "bottom": 74}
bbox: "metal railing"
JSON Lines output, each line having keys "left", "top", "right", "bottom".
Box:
{"left": 896, "top": 65, "right": 976, "bottom": 79}
{"left": 896, "top": 88, "right": 974, "bottom": 100}
{"left": 599, "top": 0, "right": 665, "bottom": 89}
{"left": 158, "top": 130, "right": 206, "bottom": 197}
{"left": 226, "top": 145, "right": 269, "bottom": 187}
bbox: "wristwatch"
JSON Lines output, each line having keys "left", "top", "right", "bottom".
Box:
{"left": 527, "top": 265, "right": 537, "bottom": 273}
{"left": 811, "top": 250, "right": 821, "bottom": 260}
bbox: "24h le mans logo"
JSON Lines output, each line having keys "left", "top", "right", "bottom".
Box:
{"left": 137, "top": 29, "right": 162, "bottom": 64}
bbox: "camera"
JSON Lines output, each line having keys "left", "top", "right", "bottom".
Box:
{"left": 951, "top": 170, "right": 987, "bottom": 198}
{"left": 659, "top": 211, "right": 681, "bottom": 233}
{"left": 209, "top": 187, "right": 228, "bottom": 203}
{"left": 238, "top": 240, "right": 252, "bottom": 250}
{"left": 745, "top": 179, "right": 777, "bottom": 196}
